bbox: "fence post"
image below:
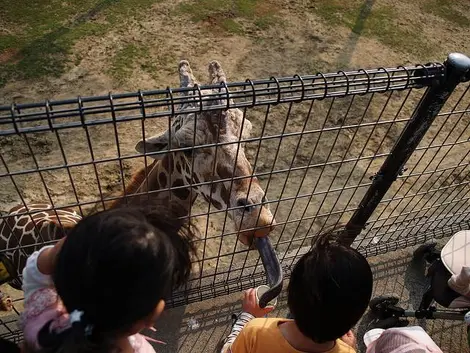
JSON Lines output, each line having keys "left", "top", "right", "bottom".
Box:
{"left": 339, "top": 53, "right": 470, "bottom": 247}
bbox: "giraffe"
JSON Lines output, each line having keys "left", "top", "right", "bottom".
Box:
{"left": 130, "top": 60, "right": 275, "bottom": 242}
{"left": 0, "top": 204, "right": 82, "bottom": 292}
{"left": 0, "top": 60, "right": 276, "bottom": 298}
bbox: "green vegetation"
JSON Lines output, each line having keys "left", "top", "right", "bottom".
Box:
{"left": 421, "top": 0, "right": 470, "bottom": 27}
{"left": 0, "top": 0, "right": 160, "bottom": 87}
{"left": 1, "top": 0, "right": 468, "bottom": 87}
{"left": 177, "top": 0, "right": 280, "bottom": 34}
{"left": 107, "top": 43, "right": 178, "bottom": 83}
{"left": 221, "top": 18, "right": 245, "bottom": 34}
{"left": 311, "top": 1, "right": 434, "bottom": 58}
{"left": 108, "top": 44, "right": 148, "bottom": 83}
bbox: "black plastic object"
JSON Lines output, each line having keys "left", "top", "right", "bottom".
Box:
{"left": 0, "top": 254, "right": 17, "bottom": 286}
{"left": 0, "top": 338, "right": 20, "bottom": 353}
{"left": 254, "top": 237, "right": 283, "bottom": 308}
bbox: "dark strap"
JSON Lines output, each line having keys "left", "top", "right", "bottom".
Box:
{"left": 0, "top": 338, "right": 21, "bottom": 353}
{"left": 38, "top": 320, "right": 67, "bottom": 349}
{"left": 0, "top": 253, "right": 18, "bottom": 285}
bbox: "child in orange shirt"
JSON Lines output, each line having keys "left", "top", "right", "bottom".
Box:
{"left": 221, "top": 227, "right": 373, "bottom": 353}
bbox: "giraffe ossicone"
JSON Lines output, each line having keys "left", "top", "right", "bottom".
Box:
{"left": 0, "top": 60, "right": 276, "bottom": 295}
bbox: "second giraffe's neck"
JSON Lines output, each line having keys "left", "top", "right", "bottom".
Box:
{"left": 110, "top": 155, "right": 197, "bottom": 217}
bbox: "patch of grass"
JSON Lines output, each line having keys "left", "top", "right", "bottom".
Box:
{"left": 0, "top": 0, "right": 161, "bottom": 87}
{"left": 221, "top": 18, "right": 245, "bottom": 34}
{"left": 311, "top": 1, "right": 433, "bottom": 58}
{"left": 108, "top": 44, "right": 177, "bottom": 83}
{"left": 0, "top": 36, "right": 19, "bottom": 53}
{"left": 312, "top": 1, "right": 358, "bottom": 27}
{"left": 421, "top": 0, "right": 470, "bottom": 27}
{"left": 99, "top": 0, "right": 160, "bottom": 24}
{"left": 177, "top": 0, "right": 280, "bottom": 34}
{"left": 254, "top": 14, "right": 279, "bottom": 30}
{"left": 108, "top": 44, "right": 147, "bottom": 83}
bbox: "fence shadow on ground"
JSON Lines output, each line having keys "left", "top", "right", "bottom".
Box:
{"left": 147, "top": 289, "right": 290, "bottom": 353}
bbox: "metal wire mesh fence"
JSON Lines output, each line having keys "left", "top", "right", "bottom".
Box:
{"left": 0, "top": 54, "right": 469, "bottom": 341}
{"left": 352, "top": 80, "right": 470, "bottom": 254}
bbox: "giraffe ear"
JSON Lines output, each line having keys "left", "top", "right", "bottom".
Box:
{"left": 135, "top": 131, "right": 170, "bottom": 159}
{"left": 135, "top": 126, "right": 196, "bottom": 159}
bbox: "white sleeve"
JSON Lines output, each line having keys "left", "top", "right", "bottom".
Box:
{"left": 22, "top": 245, "right": 55, "bottom": 302}
{"left": 220, "top": 312, "right": 255, "bottom": 353}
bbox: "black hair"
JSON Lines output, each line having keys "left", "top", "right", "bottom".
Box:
{"left": 38, "top": 205, "right": 197, "bottom": 353}
{"left": 287, "top": 225, "right": 373, "bottom": 344}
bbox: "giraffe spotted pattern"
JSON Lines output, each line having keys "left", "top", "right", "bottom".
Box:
{"left": 0, "top": 59, "right": 276, "bottom": 296}
{"left": 0, "top": 204, "right": 82, "bottom": 290}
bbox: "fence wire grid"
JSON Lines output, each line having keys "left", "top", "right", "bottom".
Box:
{"left": 1, "top": 56, "right": 470, "bottom": 341}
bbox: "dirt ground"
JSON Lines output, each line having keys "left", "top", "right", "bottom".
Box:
{"left": 1, "top": 0, "right": 470, "bottom": 322}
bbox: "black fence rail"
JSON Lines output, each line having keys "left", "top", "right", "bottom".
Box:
{"left": 0, "top": 53, "right": 469, "bottom": 341}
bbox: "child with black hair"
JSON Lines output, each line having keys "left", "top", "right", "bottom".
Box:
{"left": 19, "top": 206, "right": 197, "bottom": 353}
{"left": 221, "top": 227, "right": 373, "bottom": 353}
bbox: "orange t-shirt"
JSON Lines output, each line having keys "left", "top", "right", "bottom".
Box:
{"left": 226, "top": 318, "right": 355, "bottom": 353}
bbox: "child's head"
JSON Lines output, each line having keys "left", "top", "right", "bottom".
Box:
{"left": 287, "top": 226, "right": 373, "bottom": 344}
{"left": 47, "top": 206, "right": 197, "bottom": 351}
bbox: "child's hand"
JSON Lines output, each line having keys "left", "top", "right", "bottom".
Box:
{"left": 340, "top": 330, "right": 356, "bottom": 349}
{"left": 242, "top": 288, "right": 274, "bottom": 318}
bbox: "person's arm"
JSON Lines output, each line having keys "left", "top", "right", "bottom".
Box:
{"left": 36, "top": 237, "right": 66, "bottom": 275}
{"left": 221, "top": 312, "right": 255, "bottom": 353}
{"left": 22, "top": 237, "right": 66, "bottom": 301}
{"left": 220, "top": 288, "right": 273, "bottom": 353}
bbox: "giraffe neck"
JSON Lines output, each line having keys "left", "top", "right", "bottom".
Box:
{"left": 110, "top": 154, "right": 197, "bottom": 218}
{"left": 0, "top": 155, "right": 198, "bottom": 291}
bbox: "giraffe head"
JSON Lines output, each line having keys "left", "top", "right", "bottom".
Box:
{"left": 135, "top": 60, "right": 276, "bottom": 246}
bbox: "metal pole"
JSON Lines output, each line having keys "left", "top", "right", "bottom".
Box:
{"left": 402, "top": 309, "right": 467, "bottom": 321}
{"left": 340, "top": 53, "right": 470, "bottom": 247}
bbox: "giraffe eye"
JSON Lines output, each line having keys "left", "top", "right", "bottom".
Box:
{"left": 237, "top": 199, "right": 254, "bottom": 212}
